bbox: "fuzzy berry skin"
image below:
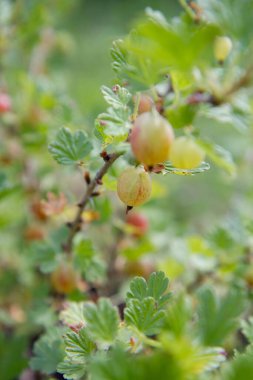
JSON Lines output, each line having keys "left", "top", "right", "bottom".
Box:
{"left": 169, "top": 137, "right": 205, "bottom": 170}
{"left": 0, "top": 93, "right": 11, "bottom": 113}
{"left": 126, "top": 212, "right": 149, "bottom": 237}
{"left": 214, "top": 36, "right": 232, "bottom": 62}
{"left": 130, "top": 111, "right": 174, "bottom": 166}
{"left": 117, "top": 167, "right": 152, "bottom": 207}
{"left": 51, "top": 263, "right": 77, "bottom": 294}
{"left": 136, "top": 94, "right": 153, "bottom": 114}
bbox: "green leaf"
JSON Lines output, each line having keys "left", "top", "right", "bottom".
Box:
{"left": 83, "top": 298, "right": 120, "bottom": 345}
{"left": 198, "top": 0, "right": 253, "bottom": 43}
{"left": 164, "top": 294, "right": 192, "bottom": 337}
{"left": 60, "top": 302, "right": 87, "bottom": 327}
{"left": 197, "top": 287, "right": 246, "bottom": 346}
{"left": 84, "top": 256, "right": 106, "bottom": 283}
{"left": 57, "top": 327, "right": 95, "bottom": 380}
{"left": 208, "top": 226, "right": 236, "bottom": 250}
{"left": 124, "top": 297, "right": 166, "bottom": 336}
{"left": 73, "top": 238, "right": 106, "bottom": 282}
{"left": 57, "top": 359, "right": 86, "bottom": 380}
{"left": 48, "top": 127, "right": 92, "bottom": 165}
{"left": 127, "top": 271, "right": 170, "bottom": 309}
{"left": 31, "top": 242, "right": 59, "bottom": 273}
{"left": 90, "top": 348, "right": 184, "bottom": 380}
{"left": 30, "top": 327, "right": 65, "bottom": 375}
{"left": 221, "top": 351, "right": 253, "bottom": 380}
{"left": 64, "top": 328, "right": 95, "bottom": 361}
{"left": 0, "top": 333, "right": 28, "bottom": 380}
{"left": 123, "top": 12, "right": 220, "bottom": 89}
{"left": 147, "top": 271, "right": 170, "bottom": 307}
{"left": 166, "top": 103, "right": 196, "bottom": 129}
{"left": 74, "top": 238, "right": 95, "bottom": 258}
{"left": 101, "top": 85, "right": 131, "bottom": 108}
{"left": 124, "top": 273, "right": 171, "bottom": 335}
{"left": 95, "top": 85, "right": 132, "bottom": 145}
{"left": 200, "top": 104, "right": 251, "bottom": 133}
{"left": 121, "top": 237, "right": 154, "bottom": 261}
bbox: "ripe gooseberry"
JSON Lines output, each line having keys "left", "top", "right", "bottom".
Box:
{"left": 51, "top": 263, "right": 77, "bottom": 294}
{"left": 117, "top": 167, "right": 152, "bottom": 207}
{"left": 130, "top": 111, "right": 174, "bottom": 166}
{"left": 0, "top": 93, "right": 11, "bottom": 113}
{"left": 134, "top": 94, "right": 153, "bottom": 114}
{"left": 126, "top": 211, "right": 149, "bottom": 237}
{"left": 169, "top": 137, "right": 205, "bottom": 170}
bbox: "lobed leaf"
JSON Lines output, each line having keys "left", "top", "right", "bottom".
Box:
{"left": 83, "top": 298, "right": 120, "bottom": 345}
{"left": 48, "top": 127, "right": 92, "bottom": 165}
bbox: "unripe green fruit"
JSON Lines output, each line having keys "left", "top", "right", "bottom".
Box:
{"left": 117, "top": 167, "right": 152, "bottom": 207}
{"left": 169, "top": 137, "right": 205, "bottom": 170}
{"left": 130, "top": 111, "right": 174, "bottom": 166}
{"left": 214, "top": 36, "right": 232, "bottom": 62}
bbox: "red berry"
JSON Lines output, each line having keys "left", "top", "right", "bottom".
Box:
{"left": 0, "top": 93, "right": 11, "bottom": 113}
{"left": 126, "top": 212, "right": 149, "bottom": 237}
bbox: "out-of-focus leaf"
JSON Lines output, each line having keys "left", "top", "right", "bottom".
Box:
{"left": 31, "top": 242, "right": 59, "bottom": 273}
{"left": 121, "top": 237, "right": 155, "bottom": 261}
{"left": 241, "top": 318, "right": 253, "bottom": 344}
{"left": 30, "top": 327, "right": 65, "bottom": 375}
{"left": 0, "top": 333, "right": 28, "bottom": 380}
{"left": 221, "top": 351, "right": 253, "bottom": 380}
{"left": 196, "top": 139, "right": 236, "bottom": 176}
{"left": 166, "top": 103, "right": 196, "bottom": 129}
{"left": 197, "top": 287, "right": 246, "bottom": 346}
{"left": 198, "top": 0, "right": 253, "bottom": 43}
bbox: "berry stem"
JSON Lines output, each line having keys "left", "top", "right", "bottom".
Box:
{"left": 63, "top": 151, "right": 123, "bottom": 254}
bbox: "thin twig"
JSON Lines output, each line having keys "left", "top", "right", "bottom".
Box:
{"left": 63, "top": 151, "right": 123, "bottom": 254}
{"left": 222, "top": 64, "right": 253, "bottom": 100}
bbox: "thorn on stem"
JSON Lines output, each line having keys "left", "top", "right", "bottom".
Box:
{"left": 84, "top": 171, "right": 91, "bottom": 184}
{"left": 100, "top": 150, "right": 111, "bottom": 162}
{"left": 96, "top": 178, "right": 103, "bottom": 185}
{"left": 91, "top": 191, "right": 100, "bottom": 197}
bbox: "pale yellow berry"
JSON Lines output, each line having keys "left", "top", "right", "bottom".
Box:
{"left": 117, "top": 167, "right": 152, "bottom": 207}
{"left": 170, "top": 137, "right": 205, "bottom": 170}
{"left": 214, "top": 36, "right": 232, "bottom": 62}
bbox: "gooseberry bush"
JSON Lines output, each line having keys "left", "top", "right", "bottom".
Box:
{"left": 1, "top": 0, "right": 253, "bottom": 379}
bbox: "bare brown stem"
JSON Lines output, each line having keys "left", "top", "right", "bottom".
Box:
{"left": 222, "top": 64, "right": 253, "bottom": 100}
{"left": 63, "top": 151, "right": 123, "bottom": 254}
